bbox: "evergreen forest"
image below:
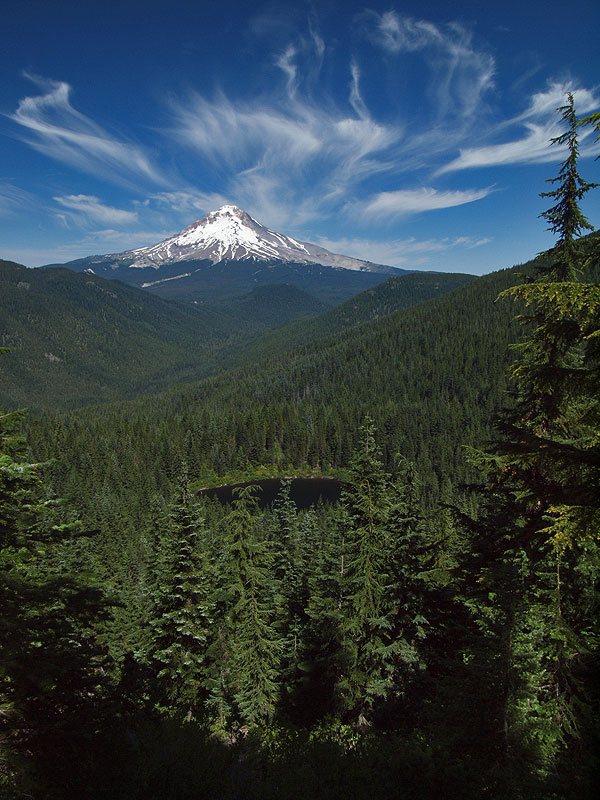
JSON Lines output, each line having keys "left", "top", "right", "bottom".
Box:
{"left": 1, "top": 96, "right": 599, "bottom": 800}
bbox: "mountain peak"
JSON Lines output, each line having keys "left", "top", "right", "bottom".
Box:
{"left": 212, "top": 204, "right": 245, "bottom": 216}
{"left": 201, "top": 205, "right": 251, "bottom": 226}
{"left": 115, "top": 205, "right": 397, "bottom": 274}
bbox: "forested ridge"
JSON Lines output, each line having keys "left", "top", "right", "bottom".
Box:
{"left": 0, "top": 261, "right": 468, "bottom": 411}
{"left": 0, "top": 260, "right": 244, "bottom": 409}
{"left": 1, "top": 101, "right": 599, "bottom": 799}
{"left": 26, "top": 255, "right": 550, "bottom": 507}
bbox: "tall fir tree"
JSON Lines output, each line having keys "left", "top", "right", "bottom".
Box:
{"left": 208, "top": 486, "right": 281, "bottom": 730}
{"left": 147, "top": 474, "right": 213, "bottom": 715}
{"left": 0, "top": 398, "right": 113, "bottom": 796}
{"left": 270, "top": 481, "right": 308, "bottom": 709}
{"left": 337, "top": 419, "right": 429, "bottom": 725}
{"left": 458, "top": 93, "right": 600, "bottom": 793}
{"left": 538, "top": 93, "right": 598, "bottom": 281}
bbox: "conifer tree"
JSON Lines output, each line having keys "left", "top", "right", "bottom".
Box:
{"left": 270, "top": 481, "right": 307, "bottom": 704}
{"left": 301, "top": 504, "right": 348, "bottom": 721}
{"left": 216, "top": 486, "right": 281, "bottom": 728}
{"left": 147, "top": 477, "right": 213, "bottom": 714}
{"left": 0, "top": 398, "right": 112, "bottom": 794}
{"left": 338, "top": 418, "right": 424, "bottom": 723}
{"left": 459, "top": 93, "right": 600, "bottom": 789}
{"left": 538, "top": 93, "right": 598, "bottom": 281}
{"left": 384, "top": 458, "right": 430, "bottom": 691}
{"left": 495, "top": 92, "right": 599, "bottom": 548}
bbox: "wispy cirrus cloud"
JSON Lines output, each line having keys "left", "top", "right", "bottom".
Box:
{"left": 6, "top": 15, "right": 597, "bottom": 253}
{"left": 146, "top": 189, "right": 231, "bottom": 216}
{"left": 168, "top": 51, "right": 399, "bottom": 226}
{"left": 276, "top": 45, "right": 299, "bottom": 98}
{"left": 315, "top": 233, "right": 491, "bottom": 268}
{"left": 438, "top": 82, "right": 600, "bottom": 174}
{"left": 364, "top": 11, "right": 442, "bottom": 53}
{"left": 349, "top": 60, "right": 369, "bottom": 121}
{"left": 0, "top": 181, "right": 37, "bottom": 216}
{"left": 361, "top": 10, "right": 495, "bottom": 120}
{"left": 7, "top": 73, "right": 168, "bottom": 190}
{"left": 53, "top": 194, "right": 138, "bottom": 226}
{"left": 163, "top": 12, "right": 499, "bottom": 229}
{"left": 359, "top": 186, "right": 494, "bottom": 219}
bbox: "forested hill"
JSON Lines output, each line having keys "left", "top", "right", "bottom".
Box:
{"left": 32, "top": 238, "right": 598, "bottom": 511}
{"left": 0, "top": 260, "right": 238, "bottom": 409}
{"left": 0, "top": 262, "right": 332, "bottom": 410}
{"left": 5, "top": 93, "right": 599, "bottom": 800}
{"left": 20, "top": 232, "right": 598, "bottom": 799}
{"left": 216, "top": 282, "right": 331, "bottom": 330}
{"left": 216, "top": 270, "right": 475, "bottom": 371}
{"left": 29, "top": 255, "right": 536, "bottom": 513}
{"left": 0, "top": 259, "right": 471, "bottom": 411}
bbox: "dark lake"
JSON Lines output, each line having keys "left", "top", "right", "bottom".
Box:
{"left": 198, "top": 477, "right": 343, "bottom": 508}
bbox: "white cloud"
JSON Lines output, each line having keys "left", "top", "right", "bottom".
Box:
{"left": 8, "top": 74, "right": 168, "bottom": 190}
{"left": 314, "top": 233, "right": 491, "bottom": 267}
{"left": 438, "top": 124, "right": 559, "bottom": 173}
{"left": 276, "top": 45, "right": 298, "bottom": 98}
{"left": 359, "top": 187, "right": 493, "bottom": 218}
{"left": 171, "top": 92, "right": 323, "bottom": 168}
{"left": 349, "top": 61, "right": 369, "bottom": 121}
{"left": 517, "top": 83, "right": 598, "bottom": 120}
{"left": 439, "top": 81, "right": 600, "bottom": 174}
{"left": 144, "top": 189, "right": 230, "bottom": 217}
{"left": 53, "top": 194, "right": 138, "bottom": 226}
{"left": 0, "top": 182, "right": 36, "bottom": 216}
{"left": 167, "top": 70, "right": 399, "bottom": 228}
{"left": 365, "top": 10, "right": 441, "bottom": 53}
{"left": 309, "top": 26, "right": 325, "bottom": 62}
{"left": 362, "top": 11, "right": 495, "bottom": 120}
{"left": 5, "top": 23, "right": 598, "bottom": 247}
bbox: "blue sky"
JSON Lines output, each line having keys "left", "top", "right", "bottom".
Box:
{"left": 1, "top": 0, "right": 599, "bottom": 274}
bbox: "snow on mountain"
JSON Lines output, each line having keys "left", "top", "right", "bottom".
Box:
{"left": 116, "top": 206, "right": 392, "bottom": 274}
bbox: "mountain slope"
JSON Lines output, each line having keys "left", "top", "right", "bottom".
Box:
{"left": 0, "top": 260, "right": 473, "bottom": 411}
{"left": 28, "top": 260, "right": 526, "bottom": 512}
{"left": 125, "top": 205, "right": 393, "bottom": 271}
{"left": 217, "top": 283, "right": 331, "bottom": 330}
{"left": 0, "top": 260, "right": 246, "bottom": 409}
{"left": 219, "top": 270, "right": 476, "bottom": 371}
{"left": 42, "top": 205, "right": 405, "bottom": 304}
{"left": 50, "top": 205, "right": 398, "bottom": 273}
{"left": 142, "top": 258, "right": 402, "bottom": 305}
{"left": 29, "top": 239, "right": 600, "bottom": 526}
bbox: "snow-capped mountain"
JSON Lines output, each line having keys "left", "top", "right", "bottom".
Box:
{"left": 114, "top": 205, "right": 392, "bottom": 273}
{"left": 44, "top": 205, "right": 405, "bottom": 305}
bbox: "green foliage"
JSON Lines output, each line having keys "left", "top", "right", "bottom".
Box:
{"left": 3, "top": 107, "right": 599, "bottom": 795}
{"left": 0, "top": 260, "right": 247, "bottom": 410}
{"left": 202, "top": 487, "right": 282, "bottom": 730}
{"left": 337, "top": 421, "right": 430, "bottom": 723}
{"left": 455, "top": 94, "right": 600, "bottom": 790}
{"left": 147, "top": 481, "right": 213, "bottom": 712}
{"left": 0, "top": 398, "right": 114, "bottom": 797}
{"left": 224, "top": 270, "right": 475, "bottom": 369}
{"left": 539, "top": 93, "right": 598, "bottom": 281}
{"left": 217, "top": 283, "right": 331, "bottom": 329}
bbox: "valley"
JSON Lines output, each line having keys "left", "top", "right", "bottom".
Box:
{"left": 0, "top": 256, "right": 473, "bottom": 410}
